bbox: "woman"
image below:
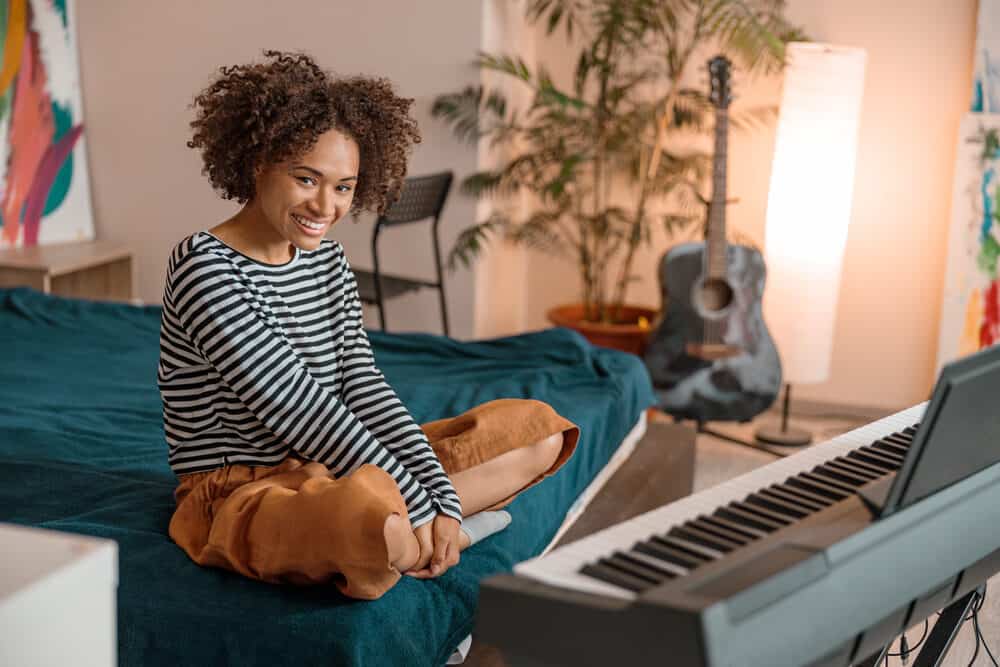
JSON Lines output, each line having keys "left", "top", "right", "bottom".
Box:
{"left": 158, "top": 51, "right": 579, "bottom": 599}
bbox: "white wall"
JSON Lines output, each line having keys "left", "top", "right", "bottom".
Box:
{"left": 76, "top": 0, "right": 481, "bottom": 338}
{"left": 515, "top": 0, "right": 978, "bottom": 411}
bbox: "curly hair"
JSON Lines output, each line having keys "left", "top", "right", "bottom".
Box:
{"left": 187, "top": 50, "right": 421, "bottom": 214}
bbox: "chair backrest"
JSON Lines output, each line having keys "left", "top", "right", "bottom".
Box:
{"left": 377, "top": 171, "right": 453, "bottom": 226}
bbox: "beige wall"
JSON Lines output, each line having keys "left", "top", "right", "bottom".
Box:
{"left": 76, "top": 0, "right": 481, "bottom": 338}
{"left": 517, "top": 0, "right": 978, "bottom": 411}
{"left": 75, "top": 1, "right": 979, "bottom": 409}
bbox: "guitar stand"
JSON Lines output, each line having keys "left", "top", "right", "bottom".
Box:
{"left": 854, "top": 586, "right": 985, "bottom": 667}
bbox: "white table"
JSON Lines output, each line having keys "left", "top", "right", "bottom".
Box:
{"left": 0, "top": 523, "right": 118, "bottom": 667}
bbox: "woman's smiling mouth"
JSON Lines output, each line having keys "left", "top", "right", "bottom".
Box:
{"left": 291, "top": 213, "right": 327, "bottom": 235}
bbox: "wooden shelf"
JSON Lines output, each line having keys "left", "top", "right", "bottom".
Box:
{"left": 0, "top": 240, "right": 133, "bottom": 302}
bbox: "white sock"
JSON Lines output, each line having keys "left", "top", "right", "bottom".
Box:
{"left": 460, "top": 510, "right": 512, "bottom": 546}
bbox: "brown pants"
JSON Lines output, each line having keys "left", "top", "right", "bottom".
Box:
{"left": 168, "top": 399, "right": 579, "bottom": 599}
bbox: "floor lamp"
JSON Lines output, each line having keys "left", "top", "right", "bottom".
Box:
{"left": 755, "top": 43, "right": 868, "bottom": 447}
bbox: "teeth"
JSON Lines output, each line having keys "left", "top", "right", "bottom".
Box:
{"left": 292, "top": 214, "right": 324, "bottom": 230}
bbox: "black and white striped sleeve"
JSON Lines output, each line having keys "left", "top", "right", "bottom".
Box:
{"left": 166, "top": 248, "right": 441, "bottom": 528}
{"left": 337, "top": 259, "right": 463, "bottom": 524}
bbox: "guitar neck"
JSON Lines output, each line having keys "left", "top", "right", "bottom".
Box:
{"left": 706, "top": 107, "right": 729, "bottom": 279}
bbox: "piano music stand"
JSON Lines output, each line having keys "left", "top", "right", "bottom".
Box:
{"left": 862, "top": 342, "right": 1000, "bottom": 519}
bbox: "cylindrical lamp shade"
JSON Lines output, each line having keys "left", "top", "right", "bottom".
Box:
{"left": 764, "top": 43, "right": 867, "bottom": 385}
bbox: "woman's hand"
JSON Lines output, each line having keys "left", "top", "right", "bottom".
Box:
{"left": 404, "top": 514, "right": 461, "bottom": 579}
{"left": 408, "top": 520, "right": 435, "bottom": 574}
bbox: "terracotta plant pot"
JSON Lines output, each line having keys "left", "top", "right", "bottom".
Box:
{"left": 546, "top": 303, "right": 657, "bottom": 356}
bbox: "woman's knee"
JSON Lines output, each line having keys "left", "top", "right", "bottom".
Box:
{"left": 384, "top": 513, "right": 420, "bottom": 572}
{"left": 529, "top": 432, "right": 563, "bottom": 474}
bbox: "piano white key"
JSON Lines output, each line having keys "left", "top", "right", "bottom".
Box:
{"left": 515, "top": 403, "right": 927, "bottom": 601}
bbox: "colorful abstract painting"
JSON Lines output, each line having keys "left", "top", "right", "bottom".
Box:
{"left": 972, "top": 0, "right": 1000, "bottom": 113}
{"left": 937, "top": 113, "right": 1000, "bottom": 371}
{"left": 0, "top": 0, "right": 93, "bottom": 247}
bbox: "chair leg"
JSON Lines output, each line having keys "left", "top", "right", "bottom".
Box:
{"left": 376, "top": 295, "right": 387, "bottom": 332}
{"left": 431, "top": 220, "right": 449, "bottom": 337}
{"left": 437, "top": 287, "right": 449, "bottom": 337}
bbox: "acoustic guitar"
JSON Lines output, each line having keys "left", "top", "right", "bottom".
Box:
{"left": 643, "top": 56, "right": 782, "bottom": 423}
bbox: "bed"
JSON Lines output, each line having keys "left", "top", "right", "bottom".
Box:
{"left": 0, "top": 286, "right": 655, "bottom": 666}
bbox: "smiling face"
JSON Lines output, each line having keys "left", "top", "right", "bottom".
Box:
{"left": 236, "top": 128, "right": 360, "bottom": 261}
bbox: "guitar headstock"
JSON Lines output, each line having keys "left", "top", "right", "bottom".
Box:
{"left": 708, "top": 55, "right": 733, "bottom": 110}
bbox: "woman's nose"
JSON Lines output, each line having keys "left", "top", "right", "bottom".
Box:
{"left": 308, "top": 187, "right": 336, "bottom": 219}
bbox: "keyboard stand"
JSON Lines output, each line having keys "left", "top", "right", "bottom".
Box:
{"left": 852, "top": 587, "right": 983, "bottom": 667}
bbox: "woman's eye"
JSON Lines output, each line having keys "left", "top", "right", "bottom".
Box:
{"left": 297, "top": 176, "right": 316, "bottom": 186}
{"left": 336, "top": 184, "right": 353, "bottom": 193}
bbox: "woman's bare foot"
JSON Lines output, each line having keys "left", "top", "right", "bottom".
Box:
{"left": 384, "top": 513, "right": 420, "bottom": 572}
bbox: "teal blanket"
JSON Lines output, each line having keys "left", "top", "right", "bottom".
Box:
{"left": 0, "top": 287, "right": 654, "bottom": 666}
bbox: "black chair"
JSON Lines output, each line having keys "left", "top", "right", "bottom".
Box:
{"left": 353, "top": 171, "right": 453, "bottom": 336}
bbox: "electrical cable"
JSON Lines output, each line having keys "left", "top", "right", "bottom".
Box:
{"left": 880, "top": 585, "right": 992, "bottom": 666}
{"left": 975, "top": 611, "right": 999, "bottom": 667}
{"left": 973, "top": 583, "right": 998, "bottom": 667}
{"left": 968, "top": 626, "right": 981, "bottom": 667}
{"left": 887, "top": 620, "right": 929, "bottom": 662}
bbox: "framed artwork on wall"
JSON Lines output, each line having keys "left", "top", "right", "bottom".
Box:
{"left": 0, "top": 0, "right": 94, "bottom": 248}
{"left": 972, "top": 0, "right": 1000, "bottom": 113}
{"left": 937, "top": 112, "right": 1000, "bottom": 372}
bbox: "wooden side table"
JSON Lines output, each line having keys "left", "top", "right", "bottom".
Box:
{"left": 0, "top": 240, "right": 133, "bottom": 301}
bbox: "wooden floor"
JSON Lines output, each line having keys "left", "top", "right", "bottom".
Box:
{"left": 462, "top": 406, "right": 1000, "bottom": 666}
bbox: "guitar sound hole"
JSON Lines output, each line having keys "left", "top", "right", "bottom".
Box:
{"left": 699, "top": 279, "right": 733, "bottom": 314}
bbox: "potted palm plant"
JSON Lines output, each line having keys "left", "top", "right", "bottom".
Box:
{"left": 433, "top": 0, "right": 804, "bottom": 353}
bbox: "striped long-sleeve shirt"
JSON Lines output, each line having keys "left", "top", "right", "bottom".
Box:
{"left": 157, "top": 231, "right": 462, "bottom": 528}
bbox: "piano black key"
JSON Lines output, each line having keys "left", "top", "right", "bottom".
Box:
{"left": 883, "top": 433, "right": 913, "bottom": 447}
{"left": 904, "top": 424, "right": 919, "bottom": 436}
{"left": 816, "top": 462, "right": 870, "bottom": 486}
{"left": 689, "top": 517, "right": 753, "bottom": 547}
{"left": 729, "top": 501, "right": 792, "bottom": 528}
{"left": 865, "top": 443, "right": 905, "bottom": 464}
{"left": 832, "top": 455, "right": 886, "bottom": 477}
{"left": 879, "top": 440, "right": 911, "bottom": 455}
{"left": 603, "top": 554, "right": 667, "bottom": 585}
{"left": 669, "top": 524, "right": 740, "bottom": 553}
{"left": 799, "top": 468, "right": 858, "bottom": 498}
{"left": 759, "top": 487, "right": 821, "bottom": 514}
{"left": 810, "top": 466, "right": 865, "bottom": 491}
{"left": 826, "top": 458, "right": 881, "bottom": 481}
{"left": 619, "top": 549, "right": 686, "bottom": 578}
{"left": 745, "top": 492, "right": 809, "bottom": 520}
{"left": 765, "top": 485, "right": 829, "bottom": 512}
{"left": 867, "top": 440, "right": 905, "bottom": 460}
{"left": 790, "top": 474, "right": 850, "bottom": 501}
{"left": 653, "top": 534, "right": 722, "bottom": 561}
{"left": 868, "top": 440, "right": 910, "bottom": 459}
{"left": 848, "top": 448, "right": 899, "bottom": 471}
{"left": 700, "top": 514, "right": 768, "bottom": 541}
{"left": 717, "top": 504, "right": 785, "bottom": 532}
{"left": 773, "top": 481, "right": 835, "bottom": 508}
{"left": 580, "top": 561, "right": 648, "bottom": 592}
{"left": 634, "top": 539, "right": 701, "bottom": 570}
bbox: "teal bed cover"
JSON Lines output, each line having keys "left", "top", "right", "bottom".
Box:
{"left": 0, "top": 287, "right": 654, "bottom": 666}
